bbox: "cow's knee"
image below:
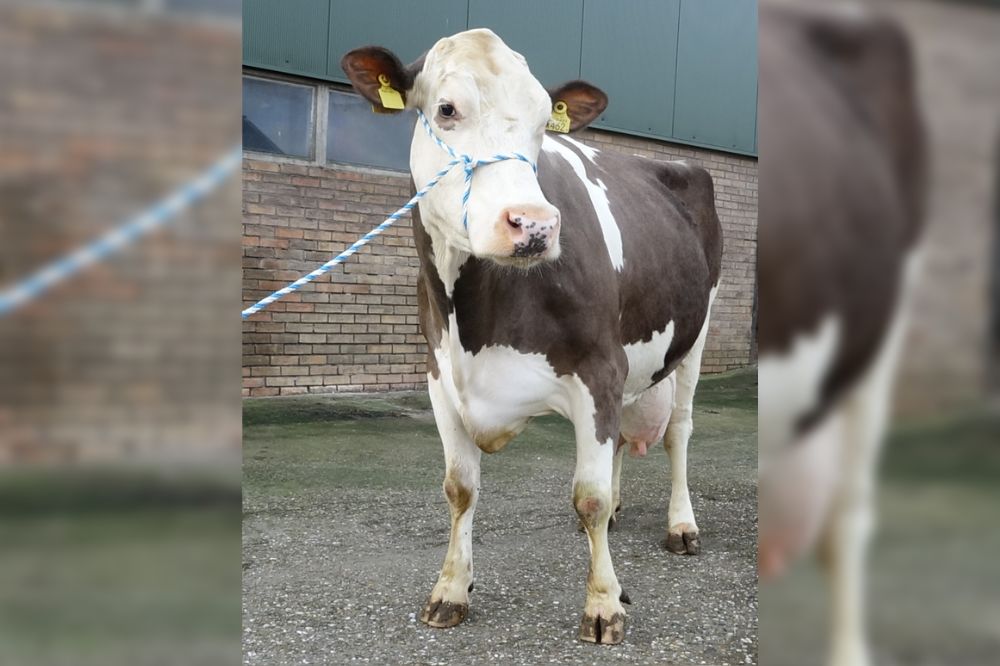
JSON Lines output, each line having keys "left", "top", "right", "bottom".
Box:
{"left": 443, "top": 475, "right": 474, "bottom": 519}
{"left": 574, "top": 485, "right": 611, "bottom": 530}
{"left": 665, "top": 411, "right": 693, "bottom": 450}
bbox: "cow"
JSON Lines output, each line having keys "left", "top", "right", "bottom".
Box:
{"left": 758, "top": 5, "right": 925, "bottom": 666}
{"left": 341, "top": 28, "right": 722, "bottom": 645}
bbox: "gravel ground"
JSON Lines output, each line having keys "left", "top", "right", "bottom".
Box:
{"left": 242, "top": 370, "right": 758, "bottom": 665}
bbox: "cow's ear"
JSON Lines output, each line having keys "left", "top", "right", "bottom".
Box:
{"left": 548, "top": 81, "right": 608, "bottom": 132}
{"left": 341, "top": 46, "right": 421, "bottom": 113}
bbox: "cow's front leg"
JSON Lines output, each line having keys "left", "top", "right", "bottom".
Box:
{"left": 420, "top": 376, "right": 481, "bottom": 628}
{"left": 574, "top": 421, "right": 626, "bottom": 644}
{"left": 577, "top": 440, "right": 624, "bottom": 534}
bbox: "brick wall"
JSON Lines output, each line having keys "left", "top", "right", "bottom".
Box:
{"left": 242, "top": 129, "right": 758, "bottom": 396}
{"left": 1, "top": 4, "right": 240, "bottom": 463}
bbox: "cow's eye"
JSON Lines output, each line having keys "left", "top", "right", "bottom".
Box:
{"left": 438, "top": 103, "right": 456, "bottom": 119}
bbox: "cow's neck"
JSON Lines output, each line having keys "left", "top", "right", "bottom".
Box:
{"left": 417, "top": 213, "right": 470, "bottom": 300}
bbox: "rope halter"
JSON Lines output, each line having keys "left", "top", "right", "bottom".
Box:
{"left": 416, "top": 109, "right": 537, "bottom": 229}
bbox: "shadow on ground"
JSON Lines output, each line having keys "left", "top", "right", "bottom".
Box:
{"left": 242, "top": 369, "right": 758, "bottom": 665}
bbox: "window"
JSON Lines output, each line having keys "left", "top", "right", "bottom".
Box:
{"left": 242, "top": 76, "right": 314, "bottom": 159}
{"left": 327, "top": 90, "right": 414, "bottom": 172}
{"left": 242, "top": 72, "right": 417, "bottom": 172}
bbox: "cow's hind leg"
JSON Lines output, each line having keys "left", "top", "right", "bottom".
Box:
{"left": 821, "top": 291, "right": 908, "bottom": 666}
{"left": 663, "top": 289, "right": 714, "bottom": 555}
{"left": 419, "top": 376, "right": 481, "bottom": 628}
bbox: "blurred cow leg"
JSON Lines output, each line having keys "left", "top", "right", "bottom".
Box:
{"left": 820, "top": 252, "right": 919, "bottom": 666}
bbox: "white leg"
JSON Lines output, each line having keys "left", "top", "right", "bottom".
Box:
{"left": 823, "top": 290, "right": 911, "bottom": 666}
{"left": 573, "top": 414, "right": 626, "bottom": 643}
{"left": 611, "top": 439, "right": 625, "bottom": 527}
{"left": 419, "top": 375, "right": 481, "bottom": 628}
{"left": 663, "top": 290, "right": 714, "bottom": 555}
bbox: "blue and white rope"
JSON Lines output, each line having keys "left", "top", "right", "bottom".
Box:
{"left": 241, "top": 110, "right": 537, "bottom": 320}
{"left": 0, "top": 146, "right": 241, "bottom": 318}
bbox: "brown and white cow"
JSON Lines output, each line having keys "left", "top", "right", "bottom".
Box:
{"left": 758, "top": 5, "right": 925, "bottom": 665}
{"left": 342, "top": 28, "right": 722, "bottom": 644}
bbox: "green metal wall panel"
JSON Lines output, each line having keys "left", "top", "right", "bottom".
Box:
{"left": 468, "top": 0, "right": 583, "bottom": 88}
{"left": 242, "top": 0, "right": 758, "bottom": 156}
{"left": 581, "top": 0, "right": 680, "bottom": 138}
{"left": 243, "top": 0, "right": 330, "bottom": 79}
{"left": 672, "top": 0, "right": 758, "bottom": 153}
{"left": 327, "top": 0, "right": 468, "bottom": 82}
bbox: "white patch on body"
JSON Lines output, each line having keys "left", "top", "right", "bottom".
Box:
{"left": 542, "top": 135, "right": 624, "bottom": 271}
{"left": 562, "top": 135, "right": 600, "bottom": 163}
{"left": 622, "top": 322, "right": 675, "bottom": 400}
{"left": 758, "top": 314, "right": 841, "bottom": 470}
{"left": 434, "top": 313, "right": 578, "bottom": 443}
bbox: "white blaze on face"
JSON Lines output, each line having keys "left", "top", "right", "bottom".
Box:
{"left": 407, "top": 29, "right": 555, "bottom": 259}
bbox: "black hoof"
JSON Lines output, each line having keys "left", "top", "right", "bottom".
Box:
{"left": 578, "top": 611, "right": 626, "bottom": 644}
{"left": 419, "top": 598, "right": 468, "bottom": 628}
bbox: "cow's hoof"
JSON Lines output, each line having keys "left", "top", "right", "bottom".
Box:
{"left": 578, "top": 610, "right": 626, "bottom": 645}
{"left": 419, "top": 598, "right": 468, "bottom": 628}
{"left": 663, "top": 523, "right": 700, "bottom": 555}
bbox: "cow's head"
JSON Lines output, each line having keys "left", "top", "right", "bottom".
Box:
{"left": 342, "top": 29, "right": 607, "bottom": 267}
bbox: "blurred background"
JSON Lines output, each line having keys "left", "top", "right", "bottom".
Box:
{"left": 760, "top": 0, "right": 1000, "bottom": 664}
{"left": 0, "top": 1, "right": 241, "bottom": 665}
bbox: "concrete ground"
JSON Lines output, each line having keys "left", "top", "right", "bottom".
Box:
{"left": 0, "top": 470, "right": 241, "bottom": 666}
{"left": 242, "top": 369, "right": 758, "bottom": 665}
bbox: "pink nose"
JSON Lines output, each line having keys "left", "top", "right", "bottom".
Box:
{"left": 502, "top": 206, "right": 560, "bottom": 257}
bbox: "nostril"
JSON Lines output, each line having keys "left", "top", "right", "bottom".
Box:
{"left": 508, "top": 215, "right": 522, "bottom": 230}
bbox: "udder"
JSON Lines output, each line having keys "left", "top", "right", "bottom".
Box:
{"left": 759, "top": 412, "right": 843, "bottom": 579}
{"left": 619, "top": 374, "right": 676, "bottom": 457}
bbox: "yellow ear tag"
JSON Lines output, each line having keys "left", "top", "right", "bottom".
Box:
{"left": 546, "top": 100, "right": 571, "bottom": 133}
{"left": 376, "top": 74, "right": 405, "bottom": 110}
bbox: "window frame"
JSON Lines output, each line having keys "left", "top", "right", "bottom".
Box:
{"left": 242, "top": 72, "right": 318, "bottom": 161}
{"left": 242, "top": 68, "right": 411, "bottom": 175}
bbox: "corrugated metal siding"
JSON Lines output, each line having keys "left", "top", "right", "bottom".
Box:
{"left": 468, "top": 0, "right": 583, "bottom": 87}
{"left": 243, "top": 0, "right": 330, "bottom": 79}
{"left": 582, "top": 0, "right": 680, "bottom": 139}
{"left": 243, "top": 0, "right": 758, "bottom": 156}
{"left": 327, "top": 0, "right": 468, "bottom": 81}
{"left": 672, "top": 0, "right": 758, "bottom": 153}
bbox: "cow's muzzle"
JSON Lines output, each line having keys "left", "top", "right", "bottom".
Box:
{"left": 501, "top": 205, "right": 561, "bottom": 260}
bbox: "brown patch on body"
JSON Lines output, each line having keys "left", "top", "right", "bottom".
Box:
{"left": 758, "top": 6, "right": 925, "bottom": 433}
{"left": 473, "top": 429, "right": 516, "bottom": 453}
{"left": 443, "top": 475, "right": 471, "bottom": 516}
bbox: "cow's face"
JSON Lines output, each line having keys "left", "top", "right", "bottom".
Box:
{"left": 342, "top": 30, "right": 607, "bottom": 267}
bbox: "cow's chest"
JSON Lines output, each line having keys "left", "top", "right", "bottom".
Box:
{"left": 432, "top": 313, "right": 679, "bottom": 454}
{"left": 433, "top": 315, "right": 588, "bottom": 452}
